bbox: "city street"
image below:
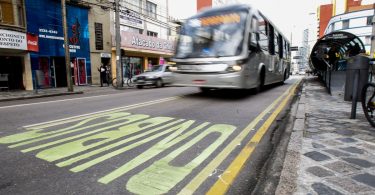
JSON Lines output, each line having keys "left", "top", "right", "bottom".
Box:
{"left": 0, "top": 77, "right": 301, "bottom": 195}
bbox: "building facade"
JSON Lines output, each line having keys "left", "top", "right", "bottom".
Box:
{"left": 87, "top": 0, "right": 112, "bottom": 86}
{"left": 110, "top": 0, "right": 175, "bottom": 80}
{"left": 0, "top": 0, "right": 32, "bottom": 90}
{"left": 25, "top": 0, "right": 92, "bottom": 88}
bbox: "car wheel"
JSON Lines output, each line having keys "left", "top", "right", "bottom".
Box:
{"left": 136, "top": 85, "right": 143, "bottom": 89}
{"left": 155, "top": 79, "right": 163, "bottom": 88}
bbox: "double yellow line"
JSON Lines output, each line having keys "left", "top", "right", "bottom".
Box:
{"left": 179, "top": 81, "right": 300, "bottom": 195}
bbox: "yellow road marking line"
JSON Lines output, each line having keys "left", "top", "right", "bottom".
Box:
{"left": 206, "top": 81, "right": 300, "bottom": 195}
{"left": 178, "top": 81, "right": 300, "bottom": 195}
{"left": 23, "top": 96, "right": 181, "bottom": 128}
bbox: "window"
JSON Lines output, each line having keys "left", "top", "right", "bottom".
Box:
{"left": 147, "top": 31, "right": 157, "bottom": 37}
{"left": 274, "top": 32, "right": 279, "bottom": 55}
{"left": 249, "top": 17, "right": 259, "bottom": 48}
{"left": 349, "top": 17, "right": 367, "bottom": 28}
{"left": 146, "top": 1, "right": 156, "bottom": 19}
{"left": 367, "top": 16, "right": 372, "bottom": 26}
{"left": 342, "top": 20, "right": 349, "bottom": 29}
{"left": 121, "top": 26, "right": 143, "bottom": 34}
{"left": 94, "top": 23, "right": 103, "bottom": 50}
{"left": 326, "top": 24, "right": 333, "bottom": 33}
{"left": 0, "top": 0, "right": 25, "bottom": 27}
{"left": 0, "top": 0, "right": 14, "bottom": 25}
{"left": 258, "top": 17, "right": 268, "bottom": 51}
{"left": 277, "top": 34, "right": 284, "bottom": 58}
{"left": 268, "top": 24, "right": 275, "bottom": 55}
{"left": 125, "top": 0, "right": 141, "bottom": 13}
{"left": 334, "top": 21, "right": 342, "bottom": 30}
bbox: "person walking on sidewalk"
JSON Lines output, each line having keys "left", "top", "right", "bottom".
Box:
{"left": 98, "top": 63, "right": 107, "bottom": 87}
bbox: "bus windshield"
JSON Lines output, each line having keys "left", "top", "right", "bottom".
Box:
{"left": 175, "top": 11, "right": 248, "bottom": 58}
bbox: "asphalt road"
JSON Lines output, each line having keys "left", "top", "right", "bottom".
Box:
{"left": 0, "top": 77, "right": 301, "bottom": 195}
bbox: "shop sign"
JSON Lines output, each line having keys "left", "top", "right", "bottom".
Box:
{"left": 27, "top": 33, "right": 39, "bottom": 52}
{"left": 0, "top": 29, "right": 27, "bottom": 50}
{"left": 38, "top": 28, "right": 63, "bottom": 41}
{"left": 119, "top": 8, "right": 144, "bottom": 29}
{"left": 120, "top": 31, "right": 175, "bottom": 54}
{"left": 100, "top": 53, "right": 111, "bottom": 58}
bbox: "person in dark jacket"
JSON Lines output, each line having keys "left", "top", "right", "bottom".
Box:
{"left": 98, "top": 64, "right": 107, "bottom": 87}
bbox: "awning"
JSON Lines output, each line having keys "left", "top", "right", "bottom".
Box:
{"left": 310, "top": 31, "right": 365, "bottom": 72}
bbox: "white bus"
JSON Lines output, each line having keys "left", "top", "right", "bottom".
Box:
{"left": 171, "top": 4, "right": 291, "bottom": 92}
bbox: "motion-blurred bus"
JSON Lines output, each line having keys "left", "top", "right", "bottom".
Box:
{"left": 171, "top": 4, "right": 291, "bottom": 92}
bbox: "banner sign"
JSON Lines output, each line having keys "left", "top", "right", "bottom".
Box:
{"left": 25, "top": 0, "right": 90, "bottom": 57}
{"left": 27, "top": 33, "right": 39, "bottom": 52}
{"left": 0, "top": 29, "right": 27, "bottom": 50}
{"left": 120, "top": 31, "right": 175, "bottom": 54}
{"left": 119, "top": 8, "right": 144, "bottom": 29}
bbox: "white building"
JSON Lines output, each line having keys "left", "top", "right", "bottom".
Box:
{"left": 324, "top": 8, "right": 374, "bottom": 54}
{"left": 111, "top": 0, "right": 176, "bottom": 78}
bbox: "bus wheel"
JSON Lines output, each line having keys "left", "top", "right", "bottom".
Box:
{"left": 254, "top": 69, "right": 265, "bottom": 93}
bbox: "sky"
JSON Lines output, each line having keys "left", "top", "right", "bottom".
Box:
{"left": 168, "top": 0, "right": 333, "bottom": 47}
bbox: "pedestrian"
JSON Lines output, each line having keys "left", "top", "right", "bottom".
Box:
{"left": 98, "top": 63, "right": 107, "bottom": 87}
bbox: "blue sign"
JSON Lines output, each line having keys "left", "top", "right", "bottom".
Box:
{"left": 26, "top": 0, "right": 91, "bottom": 85}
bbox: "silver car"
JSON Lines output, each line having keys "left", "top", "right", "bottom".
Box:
{"left": 133, "top": 64, "right": 174, "bottom": 89}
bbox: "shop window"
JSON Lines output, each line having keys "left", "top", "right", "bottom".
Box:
{"left": 146, "top": 1, "right": 156, "bottom": 19}
{"left": 147, "top": 30, "right": 158, "bottom": 37}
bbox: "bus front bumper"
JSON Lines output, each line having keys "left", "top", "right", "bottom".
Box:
{"left": 172, "top": 73, "right": 244, "bottom": 89}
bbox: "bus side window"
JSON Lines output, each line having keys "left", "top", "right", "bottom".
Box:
{"left": 274, "top": 32, "right": 279, "bottom": 55}
{"left": 258, "top": 16, "right": 268, "bottom": 51}
{"left": 278, "top": 34, "right": 283, "bottom": 58}
{"left": 249, "top": 16, "right": 259, "bottom": 51}
{"left": 268, "top": 24, "right": 275, "bottom": 55}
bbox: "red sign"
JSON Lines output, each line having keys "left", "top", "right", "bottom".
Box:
{"left": 27, "top": 33, "right": 39, "bottom": 52}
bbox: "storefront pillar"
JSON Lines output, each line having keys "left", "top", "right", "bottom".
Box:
{"left": 23, "top": 53, "right": 33, "bottom": 90}
{"left": 111, "top": 50, "right": 117, "bottom": 80}
{"left": 144, "top": 57, "right": 149, "bottom": 71}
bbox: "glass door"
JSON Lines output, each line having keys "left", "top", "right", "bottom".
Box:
{"left": 77, "top": 58, "right": 87, "bottom": 85}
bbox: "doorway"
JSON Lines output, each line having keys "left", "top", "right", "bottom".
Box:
{"left": 53, "top": 57, "right": 67, "bottom": 87}
{"left": 0, "top": 56, "right": 24, "bottom": 90}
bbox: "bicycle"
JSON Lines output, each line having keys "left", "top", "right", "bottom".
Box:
{"left": 111, "top": 77, "right": 134, "bottom": 88}
{"left": 361, "top": 58, "right": 375, "bottom": 127}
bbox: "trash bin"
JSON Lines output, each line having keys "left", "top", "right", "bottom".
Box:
{"left": 344, "top": 55, "right": 370, "bottom": 101}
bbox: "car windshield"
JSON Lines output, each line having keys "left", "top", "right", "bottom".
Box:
{"left": 151, "top": 65, "right": 164, "bottom": 72}
{"left": 175, "top": 10, "right": 248, "bottom": 58}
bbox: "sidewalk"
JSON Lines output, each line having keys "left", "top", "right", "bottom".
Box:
{"left": 0, "top": 85, "right": 119, "bottom": 102}
{"left": 277, "top": 76, "right": 375, "bottom": 195}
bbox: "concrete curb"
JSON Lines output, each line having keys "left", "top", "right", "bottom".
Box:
{"left": 275, "top": 82, "right": 306, "bottom": 195}
{"left": 0, "top": 91, "right": 84, "bottom": 102}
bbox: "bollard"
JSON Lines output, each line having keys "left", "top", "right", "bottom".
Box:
{"left": 344, "top": 55, "right": 370, "bottom": 119}
{"left": 34, "top": 70, "right": 38, "bottom": 94}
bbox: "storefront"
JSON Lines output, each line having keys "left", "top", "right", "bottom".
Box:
{"left": 112, "top": 31, "right": 175, "bottom": 79}
{"left": 25, "top": 0, "right": 91, "bottom": 88}
{"left": 0, "top": 29, "right": 33, "bottom": 90}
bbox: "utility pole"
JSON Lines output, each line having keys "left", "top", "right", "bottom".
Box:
{"left": 115, "top": 0, "right": 123, "bottom": 88}
{"left": 61, "top": 0, "right": 73, "bottom": 92}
